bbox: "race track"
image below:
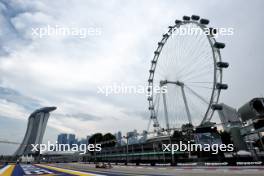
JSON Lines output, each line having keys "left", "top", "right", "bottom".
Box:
{"left": 1, "top": 163, "right": 264, "bottom": 176}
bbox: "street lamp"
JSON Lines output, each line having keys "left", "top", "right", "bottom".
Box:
{"left": 168, "top": 129, "right": 175, "bottom": 166}
{"left": 123, "top": 136, "right": 129, "bottom": 165}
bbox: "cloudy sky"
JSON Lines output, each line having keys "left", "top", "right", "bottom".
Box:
{"left": 0, "top": 0, "right": 263, "bottom": 155}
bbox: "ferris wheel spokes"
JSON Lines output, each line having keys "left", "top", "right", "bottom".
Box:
{"left": 147, "top": 15, "right": 229, "bottom": 134}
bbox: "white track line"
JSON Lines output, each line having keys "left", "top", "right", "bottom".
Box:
{"left": 0, "top": 165, "right": 11, "bottom": 174}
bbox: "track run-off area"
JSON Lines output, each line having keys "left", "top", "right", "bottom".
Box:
{"left": 1, "top": 163, "right": 264, "bottom": 176}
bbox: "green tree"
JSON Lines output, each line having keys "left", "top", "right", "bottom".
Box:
{"left": 88, "top": 133, "right": 103, "bottom": 144}
{"left": 181, "top": 123, "right": 194, "bottom": 132}
{"left": 181, "top": 123, "right": 194, "bottom": 141}
{"left": 172, "top": 130, "right": 184, "bottom": 142}
{"left": 219, "top": 131, "right": 232, "bottom": 145}
{"left": 102, "top": 133, "right": 117, "bottom": 147}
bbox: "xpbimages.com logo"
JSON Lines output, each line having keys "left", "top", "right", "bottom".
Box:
{"left": 31, "top": 25, "right": 102, "bottom": 38}
{"left": 97, "top": 83, "right": 167, "bottom": 96}
{"left": 31, "top": 141, "right": 102, "bottom": 154}
{"left": 171, "top": 26, "right": 234, "bottom": 38}
{"left": 163, "top": 141, "right": 234, "bottom": 154}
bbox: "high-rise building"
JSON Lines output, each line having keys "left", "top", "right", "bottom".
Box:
{"left": 139, "top": 130, "right": 148, "bottom": 143}
{"left": 68, "top": 134, "right": 76, "bottom": 147}
{"left": 14, "top": 107, "right": 56, "bottom": 156}
{"left": 57, "top": 133, "right": 78, "bottom": 148}
{"left": 127, "top": 130, "right": 138, "bottom": 145}
{"left": 57, "top": 133, "right": 68, "bottom": 144}
{"left": 115, "top": 131, "right": 122, "bottom": 146}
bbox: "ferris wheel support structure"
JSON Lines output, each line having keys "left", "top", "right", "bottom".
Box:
{"left": 147, "top": 15, "right": 229, "bottom": 133}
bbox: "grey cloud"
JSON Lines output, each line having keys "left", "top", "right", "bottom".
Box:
{"left": 72, "top": 113, "right": 101, "bottom": 121}
{"left": 0, "top": 0, "right": 263, "bottom": 155}
{"left": 0, "top": 86, "right": 41, "bottom": 110}
{"left": 54, "top": 112, "right": 101, "bottom": 121}
{"left": 0, "top": 1, "right": 31, "bottom": 56}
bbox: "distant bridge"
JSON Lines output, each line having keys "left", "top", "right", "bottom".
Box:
{"left": 0, "top": 138, "right": 20, "bottom": 145}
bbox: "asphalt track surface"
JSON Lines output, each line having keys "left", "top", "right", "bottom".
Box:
{"left": 1, "top": 163, "right": 264, "bottom": 176}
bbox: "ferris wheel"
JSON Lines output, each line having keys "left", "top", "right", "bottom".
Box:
{"left": 147, "top": 15, "right": 229, "bottom": 133}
